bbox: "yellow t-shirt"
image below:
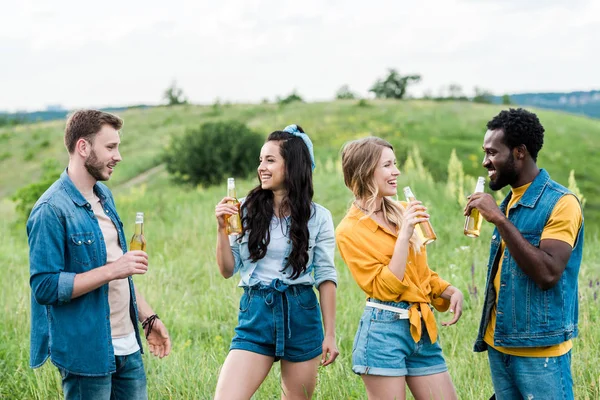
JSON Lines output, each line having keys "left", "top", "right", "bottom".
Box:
{"left": 336, "top": 203, "right": 451, "bottom": 343}
{"left": 483, "top": 183, "right": 582, "bottom": 357}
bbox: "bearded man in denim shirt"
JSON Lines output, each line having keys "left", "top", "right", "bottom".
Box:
{"left": 465, "top": 108, "right": 583, "bottom": 400}
{"left": 27, "top": 110, "right": 171, "bottom": 400}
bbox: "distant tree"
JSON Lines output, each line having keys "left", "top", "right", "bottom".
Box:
{"left": 163, "top": 81, "right": 188, "bottom": 106}
{"left": 473, "top": 87, "right": 494, "bottom": 104}
{"left": 336, "top": 85, "right": 357, "bottom": 100}
{"left": 502, "top": 94, "right": 512, "bottom": 105}
{"left": 448, "top": 84, "right": 464, "bottom": 99}
{"left": 278, "top": 90, "right": 304, "bottom": 105}
{"left": 422, "top": 89, "right": 433, "bottom": 100}
{"left": 369, "top": 69, "right": 421, "bottom": 99}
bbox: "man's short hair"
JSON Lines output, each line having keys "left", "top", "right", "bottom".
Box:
{"left": 486, "top": 108, "right": 545, "bottom": 161}
{"left": 64, "top": 110, "right": 123, "bottom": 154}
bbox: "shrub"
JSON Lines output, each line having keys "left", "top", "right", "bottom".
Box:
{"left": 278, "top": 91, "right": 303, "bottom": 106}
{"left": 12, "top": 159, "right": 62, "bottom": 220}
{"left": 163, "top": 121, "right": 263, "bottom": 187}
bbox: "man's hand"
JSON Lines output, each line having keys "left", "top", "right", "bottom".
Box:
{"left": 464, "top": 192, "right": 505, "bottom": 225}
{"left": 146, "top": 318, "right": 171, "bottom": 359}
{"left": 108, "top": 251, "right": 148, "bottom": 280}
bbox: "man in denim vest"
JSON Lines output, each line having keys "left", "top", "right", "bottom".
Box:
{"left": 465, "top": 108, "right": 583, "bottom": 399}
{"left": 27, "top": 110, "right": 171, "bottom": 399}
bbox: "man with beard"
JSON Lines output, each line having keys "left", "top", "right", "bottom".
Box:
{"left": 27, "top": 110, "right": 170, "bottom": 400}
{"left": 465, "top": 108, "right": 583, "bottom": 400}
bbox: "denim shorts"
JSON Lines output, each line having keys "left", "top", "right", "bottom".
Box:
{"left": 230, "top": 279, "right": 324, "bottom": 362}
{"left": 352, "top": 298, "right": 448, "bottom": 377}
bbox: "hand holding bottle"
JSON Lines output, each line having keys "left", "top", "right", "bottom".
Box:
{"left": 399, "top": 200, "right": 430, "bottom": 240}
{"left": 403, "top": 186, "right": 437, "bottom": 245}
{"left": 215, "top": 197, "right": 240, "bottom": 232}
{"left": 108, "top": 251, "right": 148, "bottom": 280}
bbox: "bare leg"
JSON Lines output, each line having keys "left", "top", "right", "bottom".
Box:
{"left": 406, "top": 372, "right": 458, "bottom": 400}
{"left": 361, "top": 375, "right": 406, "bottom": 400}
{"left": 214, "top": 350, "right": 274, "bottom": 400}
{"left": 280, "top": 356, "right": 321, "bottom": 400}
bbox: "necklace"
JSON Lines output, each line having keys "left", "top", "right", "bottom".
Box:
{"left": 354, "top": 202, "right": 383, "bottom": 214}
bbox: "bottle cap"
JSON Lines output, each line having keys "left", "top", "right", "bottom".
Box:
{"left": 135, "top": 212, "right": 144, "bottom": 223}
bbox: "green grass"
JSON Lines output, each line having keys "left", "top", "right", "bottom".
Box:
{"left": 1, "top": 164, "right": 599, "bottom": 399}
{"left": 1, "top": 100, "right": 599, "bottom": 227}
{"left": 1, "top": 101, "right": 599, "bottom": 398}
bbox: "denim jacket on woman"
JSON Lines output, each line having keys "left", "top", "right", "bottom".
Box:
{"left": 229, "top": 201, "right": 337, "bottom": 288}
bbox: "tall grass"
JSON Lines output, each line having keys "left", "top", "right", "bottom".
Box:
{"left": 1, "top": 150, "right": 598, "bottom": 399}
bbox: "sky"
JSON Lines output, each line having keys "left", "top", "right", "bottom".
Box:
{"left": 1, "top": 0, "right": 598, "bottom": 112}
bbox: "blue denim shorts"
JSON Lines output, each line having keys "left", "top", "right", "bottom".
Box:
{"left": 352, "top": 298, "right": 448, "bottom": 377}
{"left": 230, "top": 280, "right": 324, "bottom": 362}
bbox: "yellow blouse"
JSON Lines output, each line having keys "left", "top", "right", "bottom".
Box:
{"left": 336, "top": 204, "right": 451, "bottom": 343}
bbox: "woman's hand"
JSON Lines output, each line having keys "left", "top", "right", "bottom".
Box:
{"left": 215, "top": 197, "right": 238, "bottom": 230}
{"left": 441, "top": 286, "right": 464, "bottom": 326}
{"left": 399, "top": 201, "right": 430, "bottom": 239}
{"left": 321, "top": 335, "right": 339, "bottom": 367}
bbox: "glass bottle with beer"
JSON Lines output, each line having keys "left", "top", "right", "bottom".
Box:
{"left": 464, "top": 176, "right": 486, "bottom": 238}
{"left": 130, "top": 212, "right": 147, "bottom": 251}
{"left": 403, "top": 186, "right": 437, "bottom": 245}
{"left": 225, "top": 177, "right": 242, "bottom": 236}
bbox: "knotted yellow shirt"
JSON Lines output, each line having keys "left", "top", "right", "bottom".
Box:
{"left": 335, "top": 203, "right": 451, "bottom": 343}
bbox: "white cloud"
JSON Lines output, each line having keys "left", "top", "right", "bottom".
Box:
{"left": 1, "top": 0, "right": 598, "bottom": 111}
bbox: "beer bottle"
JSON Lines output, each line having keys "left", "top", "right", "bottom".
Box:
{"left": 130, "top": 212, "right": 147, "bottom": 251}
{"left": 226, "top": 178, "right": 242, "bottom": 236}
{"left": 403, "top": 186, "right": 437, "bottom": 245}
{"left": 464, "top": 177, "right": 486, "bottom": 238}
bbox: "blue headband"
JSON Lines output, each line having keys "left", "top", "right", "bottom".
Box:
{"left": 282, "top": 124, "right": 316, "bottom": 171}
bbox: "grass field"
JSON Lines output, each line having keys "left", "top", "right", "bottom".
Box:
{"left": 0, "top": 101, "right": 599, "bottom": 399}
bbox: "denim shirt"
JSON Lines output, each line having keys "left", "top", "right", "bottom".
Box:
{"left": 474, "top": 169, "right": 584, "bottom": 351}
{"left": 27, "top": 170, "right": 143, "bottom": 376}
{"left": 230, "top": 202, "right": 338, "bottom": 288}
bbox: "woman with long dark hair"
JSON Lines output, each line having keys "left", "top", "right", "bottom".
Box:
{"left": 214, "top": 125, "right": 339, "bottom": 399}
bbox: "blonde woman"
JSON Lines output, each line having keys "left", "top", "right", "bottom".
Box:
{"left": 336, "top": 137, "right": 463, "bottom": 400}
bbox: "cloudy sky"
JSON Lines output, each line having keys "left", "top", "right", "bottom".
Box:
{"left": 1, "top": 0, "right": 598, "bottom": 111}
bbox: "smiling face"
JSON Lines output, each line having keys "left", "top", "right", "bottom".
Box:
{"left": 258, "top": 140, "right": 286, "bottom": 192}
{"left": 373, "top": 147, "right": 400, "bottom": 197}
{"left": 482, "top": 129, "right": 519, "bottom": 191}
{"left": 83, "top": 124, "right": 122, "bottom": 181}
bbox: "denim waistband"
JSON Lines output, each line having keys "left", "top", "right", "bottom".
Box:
{"left": 244, "top": 280, "right": 313, "bottom": 296}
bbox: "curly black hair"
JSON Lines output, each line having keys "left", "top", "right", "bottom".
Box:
{"left": 486, "top": 108, "right": 545, "bottom": 161}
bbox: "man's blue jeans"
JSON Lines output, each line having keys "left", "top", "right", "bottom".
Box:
{"left": 487, "top": 346, "right": 573, "bottom": 400}
{"left": 58, "top": 351, "right": 147, "bottom": 400}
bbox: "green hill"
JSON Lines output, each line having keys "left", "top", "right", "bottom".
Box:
{"left": 1, "top": 100, "right": 598, "bottom": 228}
{"left": 1, "top": 100, "right": 599, "bottom": 398}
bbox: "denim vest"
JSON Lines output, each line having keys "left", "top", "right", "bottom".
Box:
{"left": 230, "top": 201, "right": 338, "bottom": 288}
{"left": 474, "top": 169, "right": 584, "bottom": 351}
{"left": 27, "top": 170, "right": 143, "bottom": 376}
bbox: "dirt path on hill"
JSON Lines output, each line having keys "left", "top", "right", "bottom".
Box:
{"left": 115, "top": 164, "right": 166, "bottom": 191}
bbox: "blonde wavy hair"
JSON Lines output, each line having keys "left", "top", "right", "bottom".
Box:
{"left": 341, "top": 136, "right": 422, "bottom": 250}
